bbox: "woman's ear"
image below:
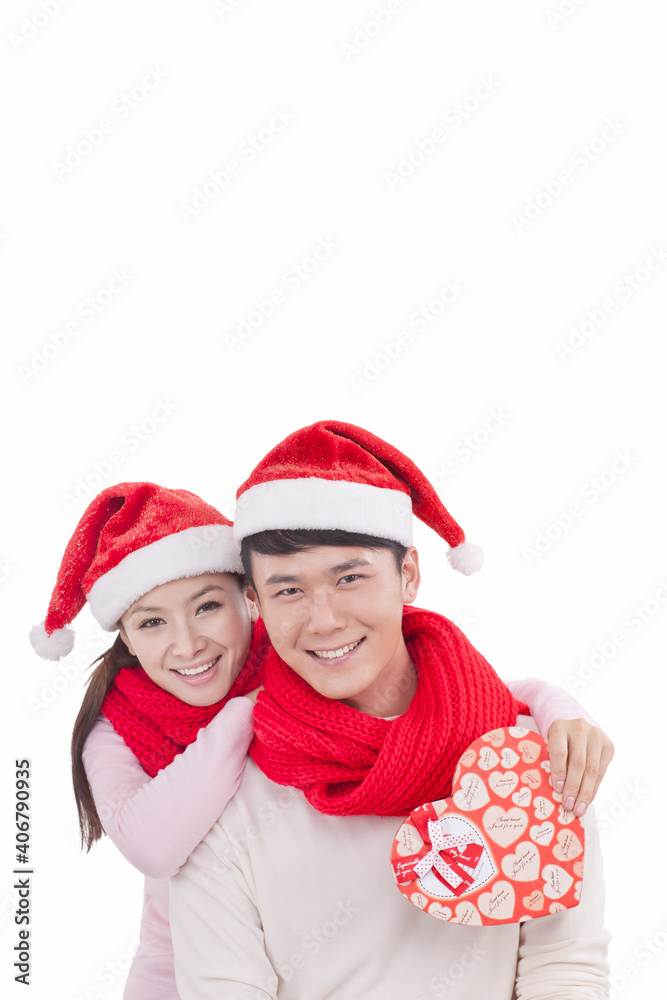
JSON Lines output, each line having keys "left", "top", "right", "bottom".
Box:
{"left": 401, "top": 546, "right": 420, "bottom": 604}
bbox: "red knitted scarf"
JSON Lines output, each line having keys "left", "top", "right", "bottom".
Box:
{"left": 250, "top": 605, "right": 529, "bottom": 816}
{"left": 101, "top": 626, "right": 267, "bottom": 776}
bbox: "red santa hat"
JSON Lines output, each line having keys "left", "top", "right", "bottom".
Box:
{"left": 30, "top": 482, "right": 243, "bottom": 661}
{"left": 233, "top": 420, "right": 483, "bottom": 574}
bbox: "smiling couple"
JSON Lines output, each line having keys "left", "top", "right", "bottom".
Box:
{"left": 169, "top": 420, "right": 611, "bottom": 1000}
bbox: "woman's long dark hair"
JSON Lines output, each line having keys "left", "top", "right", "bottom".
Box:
{"left": 71, "top": 635, "right": 139, "bottom": 851}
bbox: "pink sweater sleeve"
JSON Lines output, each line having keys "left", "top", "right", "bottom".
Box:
{"left": 82, "top": 697, "right": 254, "bottom": 880}
{"left": 505, "top": 677, "right": 600, "bottom": 733}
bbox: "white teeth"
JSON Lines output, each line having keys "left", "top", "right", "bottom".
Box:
{"left": 312, "top": 639, "right": 362, "bottom": 660}
{"left": 174, "top": 659, "right": 217, "bottom": 676}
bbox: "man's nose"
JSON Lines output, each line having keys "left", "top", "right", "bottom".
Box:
{"left": 307, "top": 591, "right": 346, "bottom": 634}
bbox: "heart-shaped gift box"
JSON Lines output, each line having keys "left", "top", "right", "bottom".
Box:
{"left": 391, "top": 726, "right": 584, "bottom": 925}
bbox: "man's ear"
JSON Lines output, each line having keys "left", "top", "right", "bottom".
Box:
{"left": 401, "top": 546, "right": 420, "bottom": 604}
{"left": 118, "top": 623, "right": 136, "bottom": 658}
{"left": 245, "top": 584, "right": 261, "bottom": 618}
{"left": 245, "top": 587, "right": 260, "bottom": 622}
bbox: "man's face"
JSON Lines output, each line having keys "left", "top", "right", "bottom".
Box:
{"left": 247, "top": 545, "right": 420, "bottom": 715}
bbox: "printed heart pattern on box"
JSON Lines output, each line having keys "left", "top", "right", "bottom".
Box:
{"left": 391, "top": 727, "right": 584, "bottom": 925}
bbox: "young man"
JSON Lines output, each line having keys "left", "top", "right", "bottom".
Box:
{"left": 169, "top": 421, "right": 611, "bottom": 999}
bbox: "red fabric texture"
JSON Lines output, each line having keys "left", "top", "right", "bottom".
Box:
{"left": 45, "top": 481, "right": 234, "bottom": 635}
{"left": 250, "top": 606, "right": 529, "bottom": 816}
{"left": 235, "top": 420, "right": 466, "bottom": 548}
{"left": 101, "top": 624, "right": 269, "bottom": 776}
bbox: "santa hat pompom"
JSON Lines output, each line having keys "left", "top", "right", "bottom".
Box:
{"left": 447, "top": 541, "right": 484, "bottom": 576}
{"left": 29, "top": 622, "right": 75, "bottom": 661}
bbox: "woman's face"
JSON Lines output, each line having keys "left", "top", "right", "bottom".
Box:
{"left": 119, "top": 572, "right": 256, "bottom": 706}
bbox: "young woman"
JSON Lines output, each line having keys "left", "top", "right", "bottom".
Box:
{"left": 31, "top": 477, "right": 610, "bottom": 999}
{"left": 30, "top": 482, "right": 267, "bottom": 998}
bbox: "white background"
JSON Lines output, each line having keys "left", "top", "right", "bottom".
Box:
{"left": 2, "top": 1, "right": 665, "bottom": 997}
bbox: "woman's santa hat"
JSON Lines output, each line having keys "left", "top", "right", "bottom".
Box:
{"left": 233, "top": 420, "right": 483, "bottom": 574}
{"left": 30, "top": 482, "right": 243, "bottom": 661}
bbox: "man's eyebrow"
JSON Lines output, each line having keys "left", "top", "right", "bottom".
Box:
{"left": 327, "top": 558, "right": 371, "bottom": 575}
{"left": 264, "top": 559, "right": 372, "bottom": 588}
{"left": 264, "top": 574, "right": 300, "bottom": 587}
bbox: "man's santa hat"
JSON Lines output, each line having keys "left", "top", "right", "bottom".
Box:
{"left": 30, "top": 482, "right": 243, "bottom": 661}
{"left": 233, "top": 420, "right": 483, "bottom": 573}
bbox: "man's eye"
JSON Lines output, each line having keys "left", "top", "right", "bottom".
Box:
{"left": 276, "top": 588, "right": 301, "bottom": 597}
{"left": 339, "top": 574, "right": 361, "bottom": 584}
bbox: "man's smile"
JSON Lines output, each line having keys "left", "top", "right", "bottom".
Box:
{"left": 308, "top": 638, "right": 365, "bottom": 661}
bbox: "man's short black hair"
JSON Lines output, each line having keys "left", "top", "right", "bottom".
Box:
{"left": 241, "top": 529, "right": 407, "bottom": 588}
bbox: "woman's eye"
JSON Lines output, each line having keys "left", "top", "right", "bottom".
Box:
{"left": 196, "top": 601, "right": 221, "bottom": 614}
{"left": 139, "top": 617, "right": 163, "bottom": 629}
